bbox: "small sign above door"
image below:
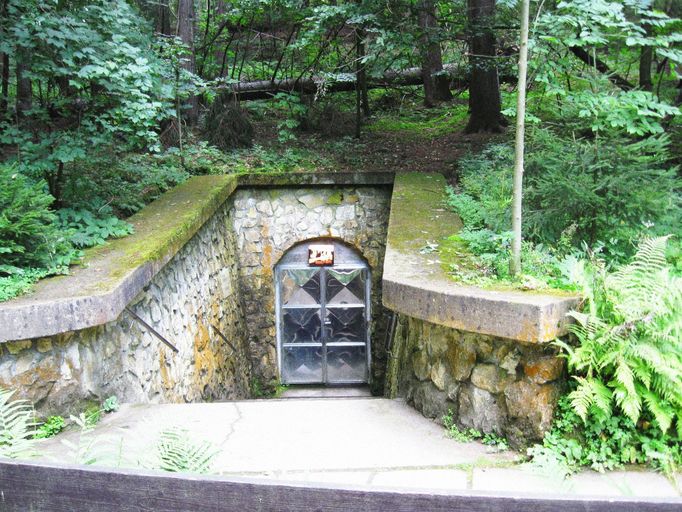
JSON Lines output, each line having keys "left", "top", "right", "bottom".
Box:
{"left": 308, "top": 244, "right": 334, "bottom": 266}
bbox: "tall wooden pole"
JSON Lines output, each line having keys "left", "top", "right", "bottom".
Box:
{"left": 510, "top": 0, "right": 530, "bottom": 276}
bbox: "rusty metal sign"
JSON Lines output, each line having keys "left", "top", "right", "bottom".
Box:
{"left": 308, "top": 244, "right": 334, "bottom": 266}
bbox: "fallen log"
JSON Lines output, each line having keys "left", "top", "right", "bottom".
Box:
{"left": 218, "top": 64, "right": 515, "bottom": 100}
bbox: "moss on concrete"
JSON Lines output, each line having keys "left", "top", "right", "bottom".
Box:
{"left": 84, "top": 175, "right": 238, "bottom": 287}
{"left": 326, "top": 191, "right": 344, "bottom": 205}
{"left": 388, "top": 172, "right": 463, "bottom": 253}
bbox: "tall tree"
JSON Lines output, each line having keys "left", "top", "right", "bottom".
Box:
{"left": 418, "top": 0, "right": 451, "bottom": 107}
{"left": 177, "top": 0, "right": 198, "bottom": 125}
{"left": 464, "top": 0, "right": 504, "bottom": 133}
{"left": 510, "top": 0, "right": 530, "bottom": 276}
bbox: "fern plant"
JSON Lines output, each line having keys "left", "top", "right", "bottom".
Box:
{"left": 0, "top": 388, "right": 37, "bottom": 459}
{"left": 153, "top": 427, "right": 220, "bottom": 474}
{"left": 557, "top": 236, "right": 682, "bottom": 435}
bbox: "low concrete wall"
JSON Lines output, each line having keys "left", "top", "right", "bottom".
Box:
{"left": 231, "top": 185, "right": 392, "bottom": 392}
{"left": 382, "top": 173, "right": 576, "bottom": 447}
{"left": 0, "top": 199, "right": 252, "bottom": 414}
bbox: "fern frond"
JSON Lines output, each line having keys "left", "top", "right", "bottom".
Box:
{"left": 614, "top": 358, "right": 636, "bottom": 397}
{"left": 641, "top": 388, "right": 674, "bottom": 433}
{"left": 0, "top": 388, "right": 37, "bottom": 459}
{"left": 569, "top": 377, "right": 613, "bottom": 421}
{"left": 569, "top": 378, "right": 594, "bottom": 422}
{"left": 155, "top": 427, "right": 220, "bottom": 474}
{"left": 612, "top": 384, "right": 641, "bottom": 425}
{"left": 608, "top": 236, "right": 671, "bottom": 320}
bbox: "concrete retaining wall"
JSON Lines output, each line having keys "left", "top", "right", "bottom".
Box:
{"left": 0, "top": 199, "right": 252, "bottom": 414}
{"left": 0, "top": 174, "right": 394, "bottom": 414}
{"left": 388, "top": 316, "right": 565, "bottom": 448}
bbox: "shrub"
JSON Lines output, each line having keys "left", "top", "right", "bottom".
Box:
{"left": 451, "top": 130, "right": 681, "bottom": 261}
{"left": 34, "top": 416, "right": 65, "bottom": 439}
{"left": 531, "top": 237, "right": 682, "bottom": 476}
{"left": 524, "top": 131, "right": 681, "bottom": 259}
{"left": 0, "top": 165, "right": 75, "bottom": 270}
{"left": 557, "top": 237, "right": 682, "bottom": 434}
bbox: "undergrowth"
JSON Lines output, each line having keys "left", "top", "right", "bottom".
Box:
{"left": 530, "top": 237, "right": 682, "bottom": 478}
{"left": 443, "top": 409, "right": 509, "bottom": 452}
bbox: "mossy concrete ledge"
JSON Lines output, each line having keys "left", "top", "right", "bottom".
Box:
{"left": 382, "top": 172, "right": 580, "bottom": 343}
{"left": 0, "top": 175, "right": 238, "bottom": 343}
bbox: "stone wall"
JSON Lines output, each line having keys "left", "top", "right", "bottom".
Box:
{"left": 231, "top": 186, "right": 392, "bottom": 393}
{"left": 389, "top": 316, "right": 565, "bottom": 448}
{"left": 0, "top": 199, "right": 252, "bottom": 415}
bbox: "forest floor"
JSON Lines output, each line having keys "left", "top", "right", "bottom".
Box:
{"left": 237, "top": 93, "right": 506, "bottom": 181}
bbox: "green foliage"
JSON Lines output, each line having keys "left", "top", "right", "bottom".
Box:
{"left": 367, "top": 103, "right": 470, "bottom": 140}
{"left": 444, "top": 182, "right": 576, "bottom": 291}
{"left": 529, "top": 395, "right": 682, "bottom": 476}
{"left": 450, "top": 130, "right": 681, "bottom": 263}
{"left": 223, "top": 145, "right": 331, "bottom": 174}
{"left": 84, "top": 405, "right": 102, "bottom": 428}
{"left": 34, "top": 416, "right": 65, "bottom": 440}
{"left": 57, "top": 209, "right": 133, "bottom": 249}
{"left": 61, "top": 149, "right": 190, "bottom": 217}
{"left": 523, "top": 130, "right": 681, "bottom": 258}
{"left": 61, "top": 413, "right": 123, "bottom": 466}
{"left": 442, "top": 409, "right": 509, "bottom": 451}
{"left": 0, "top": 268, "right": 53, "bottom": 303}
{"left": 102, "top": 396, "right": 119, "bottom": 414}
{"left": 0, "top": 165, "right": 76, "bottom": 270}
{"left": 0, "top": 0, "right": 186, "bottom": 202}
{"left": 251, "top": 378, "right": 288, "bottom": 398}
{"left": 532, "top": 236, "right": 682, "bottom": 479}
{"left": 154, "top": 427, "right": 219, "bottom": 474}
{"left": 271, "top": 93, "right": 309, "bottom": 143}
{"left": 556, "top": 236, "right": 682, "bottom": 435}
{"left": 0, "top": 388, "right": 36, "bottom": 459}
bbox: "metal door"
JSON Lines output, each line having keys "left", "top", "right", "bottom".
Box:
{"left": 275, "top": 242, "right": 371, "bottom": 385}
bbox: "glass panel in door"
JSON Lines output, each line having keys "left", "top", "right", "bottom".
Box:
{"left": 277, "top": 257, "right": 370, "bottom": 385}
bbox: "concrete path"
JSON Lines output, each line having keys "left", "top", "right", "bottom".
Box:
{"left": 35, "top": 397, "right": 681, "bottom": 500}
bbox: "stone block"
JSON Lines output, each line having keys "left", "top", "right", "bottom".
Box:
{"left": 298, "top": 194, "right": 326, "bottom": 210}
{"left": 446, "top": 336, "right": 476, "bottom": 381}
{"left": 413, "top": 349, "right": 430, "bottom": 381}
{"left": 430, "top": 361, "right": 448, "bottom": 391}
{"left": 504, "top": 380, "right": 560, "bottom": 442}
{"left": 256, "top": 200, "right": 273, "bottom": 215}
{"left": 523, "top": 356, "right": 564, "bottom": 384}
{"left": 458, "top": 384, "right": 506, "bottom": 434}
{"left": 410, "top": 381, "right": 448, "bottom": 420}
{"left": 336, "top": 205, "right": 355, "bottom": 221}
{"left": 470, "top": 364, "right": 514, "bottom": 394}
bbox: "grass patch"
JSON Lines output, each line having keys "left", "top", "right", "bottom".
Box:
{"left": 367, "top": 103, "right": 469, "bottom": 140}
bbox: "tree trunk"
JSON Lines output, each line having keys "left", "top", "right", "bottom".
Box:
{"left": 639, "top": 24, "right": 653, "bottom": 90}
{"left": 510, "top": 0, "right": 530, "bottom": 277}
{"left": 15, "top": 50, "right": 32, "bottom": 116}
{"left": 0, "top": 0, "right": 8, "bottom": 116}
{"left": 157, "top": 0, "right": 172, "bottom": 36}
{"left": 220, "top": 63, "right": 509, "bottom": 101}
{"left": 357, "top": 27, "right": 370, "bottom": 117}
{"left": 0, "top": 53, "right": 8, "bottom": 115}
{"left": 177, "top": 0, "right": 198, "bottom": 125}
{"left": 568, "top": 46, "right": 634, "bottom": 91}
{"left": 418, "top": 0, "right": 451, "bottom": 107}
{"left": 465, "top": 0, "right": 504, "bottom": 133}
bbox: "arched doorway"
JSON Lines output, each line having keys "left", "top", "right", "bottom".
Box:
{"left": 275, "top": 240, "right": 371, "bottom": 385}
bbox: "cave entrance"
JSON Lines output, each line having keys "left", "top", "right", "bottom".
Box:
{"left": 275, "top": 240, "right": 371, "bottom": 385}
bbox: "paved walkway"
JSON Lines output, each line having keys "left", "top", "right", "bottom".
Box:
{"left": 35, "top": 396, "right": 681, "bottom": 500}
